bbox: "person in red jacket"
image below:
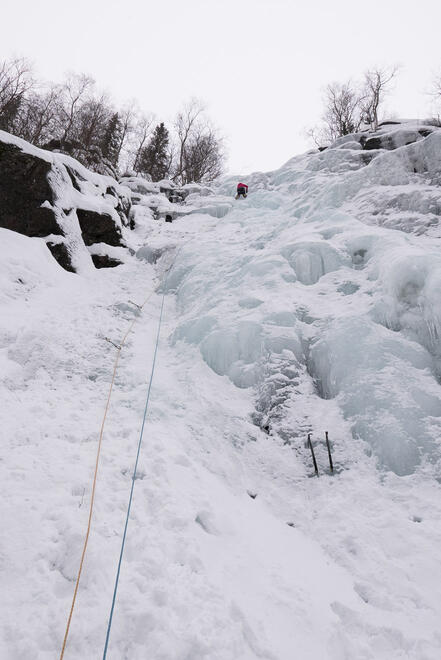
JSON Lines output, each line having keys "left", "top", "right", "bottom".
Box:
{"left": 236, "top": 182, "right": 248, "bottom": 199}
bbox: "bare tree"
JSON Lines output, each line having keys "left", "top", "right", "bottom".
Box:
{"left": 0, "top": 57, "right": 34, "bottom": 132}
{"left": 172, "top": 99, "right": 225, "bottom": 184}
{"left": 0, "top": 62, "right": 227, "bottom": 178}
{"left": 322, "top": 81, "right": 362, "bottom": 142}
{"left": 361, "top": 66, "right": 399, "bottom": 130}
{"left": 431, "top": 72, "right": 441, "bottom": 101}
{"left": 173, "top": 98, "right": 205, "bottom": 182}
{"left": 180, "top": 124, "right": 225, "bottom": 184}
{"left": 305, "top": 126, "right": 327, "bottom": 149}
{"left": 76, "top": 93, "right": 111, "bottom": 151}
{"left": 57, "top": 72, "right": 95, "bottom": 144}
{"left": 16, "top": 84, "right": 59, "bottom": 144}
{"left": 427, "top": 72, "right": 441, "bottom": 125}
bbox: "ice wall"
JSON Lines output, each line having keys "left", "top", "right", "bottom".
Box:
{"left": 160, "top": 121, "right": 441, "bottom": 475}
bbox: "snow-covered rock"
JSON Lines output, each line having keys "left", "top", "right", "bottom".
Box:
{"left": 328, "top": 119, "right": 437, "bottom": 153}
{"left": 0, "top": 131, "right": 132, "bottom": 272}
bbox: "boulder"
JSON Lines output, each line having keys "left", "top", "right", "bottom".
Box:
{"left": 91, "top": 254, "right": 122, "bottom": 268}
{"left": 76, "top": 209, "right": 123, "bottom": 247}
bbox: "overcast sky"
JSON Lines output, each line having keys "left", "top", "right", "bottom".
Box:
{"left": 3, "top": 0, "right": 441, "bottom": 174}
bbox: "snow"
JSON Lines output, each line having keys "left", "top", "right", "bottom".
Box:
{"left": 2, "top": 121, "right": 441, "bottom": 658}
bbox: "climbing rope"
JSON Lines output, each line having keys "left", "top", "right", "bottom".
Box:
{"left": 58, "top": 241, "right": 185, "bottom": 659}
{"left": 102, "top": 280, "right": 167, "bottom": 659}
{"left": 99, "top": 245, "right": 189, "bottom": 658}
{"left": 58, "top": 287, "right": 156, "bottom": 660}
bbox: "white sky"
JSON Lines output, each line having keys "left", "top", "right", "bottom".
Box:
{"left": 3, "top": 0, "right": 441, "bottom": 173}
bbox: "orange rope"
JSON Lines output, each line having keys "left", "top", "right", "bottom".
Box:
{"left": 59, "top": 289, "right": 155, "bottom": 660}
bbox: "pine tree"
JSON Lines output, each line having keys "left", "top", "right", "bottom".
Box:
{"left": 101, "top": 112, "right": 123, "bottom": 166}
{"left": 138, "top": 122, "right": 170, "bottom": 181}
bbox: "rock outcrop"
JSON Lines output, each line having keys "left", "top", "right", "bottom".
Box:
{"left": 0, "top": 131, "right": 131, "bottom": 273}
{"left": 330, "top": 120, "right": 437, "bottom": 153}
{"left": 0, "top": 140, "right": 60, "bottom": 237}
{"left": 76, "top": 209, "right": 122, "bottom": 246}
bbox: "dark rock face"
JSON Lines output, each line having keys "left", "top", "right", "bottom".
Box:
{"left": 65, "top": 166, "right": 82, "bottom": 191}
{"left": 46, "top": 241, "right": 75, "bottom": 272}
{"left": 363, "top": 136, "right": 384, "bottom": 151}
{"left": 77, "top": 209, "right": 123, "bottom": 247}
{"left": 106, "top": 185, "right": 116, "bottom": 196}
{"left": 106, "top": 185, "right": 131, "bottom": 228}
{"left": 42, "top": 138, "right": 82, "bottom": 155}
{"left": 0, "top": 141, "right": 61, "bottom": 237}
{"left": 91, "top": 254, "right": 122, "bottom": 268}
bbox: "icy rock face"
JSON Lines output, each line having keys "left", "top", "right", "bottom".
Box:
{"left": 200, "top": 321, "right": 264, "bottom": 387}
{"left": 0, "top": 131, "right": 132, "bottom": 273}
{"left": 281, "top": 241, "right": 344, "bottom": 284}
{"left": 309, "top": 317, "right": 438, "bottom": 475}
{"left": 167, "top": 120, "right": 441, "bottom": 475}
{"left": 374, "top": 249, "right": 441, "bottom": 372}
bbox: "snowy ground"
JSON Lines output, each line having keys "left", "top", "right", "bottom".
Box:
{"left": 2, "top": 123, "right": 441, "bottom": 659}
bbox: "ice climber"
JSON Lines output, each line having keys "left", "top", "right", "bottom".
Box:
{"left": 236, "top": 182, "right": 248, "bottom": 199}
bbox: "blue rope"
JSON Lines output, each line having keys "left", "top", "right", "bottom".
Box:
{"left": 102, "top": 286, "right": 167, "bottom": 659}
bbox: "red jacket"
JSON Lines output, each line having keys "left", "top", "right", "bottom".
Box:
{"left": 237, "top": 182, "right": 248, "bottom": 191}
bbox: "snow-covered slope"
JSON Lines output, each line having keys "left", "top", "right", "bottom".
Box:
{"left": 2, "top": 121, "right": 441, "bottom": 659}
